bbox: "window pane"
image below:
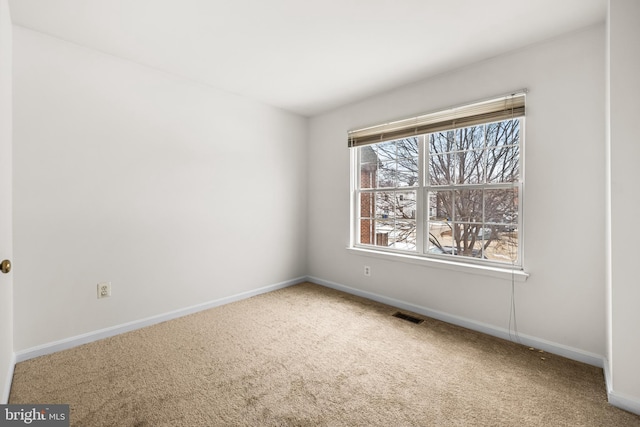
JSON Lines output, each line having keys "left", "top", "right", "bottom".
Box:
{"left": 485, "top": 188, "right": 518, "bottom": 225}
{"left": 359, "top": 139, "right": 419, "bottom": 189}
{"left": 456, "top": 149, "right": 485, "bottom": 184}
{"left": 429, "top": 131, "right": 456, "bottom": 154}
{"left": 360, "top": 165, "right": 377, "bottom": 189}
{"left": 359, "top": 192, "right": 375, "bottom": 245}
{"left": 452, "top": 223, "right": 484, "bottom": 258}
{"left": 375, "top": 192, "right": 394, "bottom": 219}
{"left": 486, "top": 119, "right": 520, "bottom": 183}
{"left": 396, "top": 138, "right": 419, "bottom": 187}
{"left": 427, "top": 191, "right": 454, "bottom": 254}
{"left": 429, "top": 153, "right": 456, "bottom": 186}
{"left": 359, "top": 219, "right": 375, "bottom": 245}
{"left": 483, "top": 229, "right": 519, "bottom": 264}
{"left": 427, "top": 221, "right": 454, "bottom": 255}
{"left": 360, "top": 146, "right": 378, "bottom": 189}
{"left": 398, "top": 160, "right": 418, "bottom": 187}
{"left": 454, "top": 189, "right": 483, "bottom": 222}
{"left": 396, "top": 137, "right": 419, "bottom": 159}
{"left": 360, "top": 192, "right": 374, "bottom": 219}
{"left": 377, "top": 161, "right": 397, "bottom": 188}
{"left": 428, "top": 191, "right": 452, "bottom": 221}
{"left": 457, "top": 126, "right": 485, "bottom": 151}
{"left": 374, "top": 220, "right": 393, "bottom": 247}
{"left": 486, "top": 145, "right": 519, "bottom": 183}
{"left": 396, "top": 191, "right": 417, "bottom": 220}
{"left": 486, "top": 119, "right": 519, "bottom": 148}
{"left": 390, "top": 220, "right": 416, "bottom": 251}
{"left": 374, "top": 141, "right": 397, "bottom": 162}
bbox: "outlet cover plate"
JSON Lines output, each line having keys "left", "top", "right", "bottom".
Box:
{"left": 97, "top": 282, "right": 111, "bottom": 299}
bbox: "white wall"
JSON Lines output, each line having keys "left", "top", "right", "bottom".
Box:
{"left": 12, "top": 27, "right": 308, "bottom": 351}
{"left": 0, "top": 0, "right": 13, "bottom": 403}
{"left": 607, "top": 0, "right": 640, "bottom": 409}
{"left": 308, "top": 25, "right": 606, "bottom": 358}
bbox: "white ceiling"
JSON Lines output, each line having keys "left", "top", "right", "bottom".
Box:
{"left": 9, "top": 0, "right": 607, "bottom": 117}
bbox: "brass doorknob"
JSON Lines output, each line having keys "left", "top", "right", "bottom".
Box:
{"left": 1, "top": 260, "right": 11, "bottom": 274}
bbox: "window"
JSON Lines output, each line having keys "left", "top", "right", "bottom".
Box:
{"left": 350, "top": 93, "right": 525, "bottom": 268}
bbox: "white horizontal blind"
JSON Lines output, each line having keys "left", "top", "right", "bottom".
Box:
{"left": 348, "top": 92, "right": 526, "bottom": 148}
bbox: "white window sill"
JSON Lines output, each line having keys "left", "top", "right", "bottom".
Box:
{"left": 346, "top": 247, "right": 529, "bottom": 282}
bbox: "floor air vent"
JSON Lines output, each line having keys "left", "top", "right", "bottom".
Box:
{"left": 392, "top": 311, "right": 424, "bottom": 324}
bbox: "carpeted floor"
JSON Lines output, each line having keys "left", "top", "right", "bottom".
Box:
{"left": 9, "top": 282, "right": 640, "bottom": 426}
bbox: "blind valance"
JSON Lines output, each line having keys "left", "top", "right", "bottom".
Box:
{"left": 348, "top": 91, "right": 526, "bottom": 148}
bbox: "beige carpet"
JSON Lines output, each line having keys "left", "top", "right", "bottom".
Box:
{"left": 9, "top": 282, "right": 640, "bottom": 426}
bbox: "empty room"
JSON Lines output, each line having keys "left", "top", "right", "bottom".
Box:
{"left": 1, "top": 0, "right": 639, "bottom": 425}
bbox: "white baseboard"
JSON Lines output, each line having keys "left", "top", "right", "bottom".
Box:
{"left": 609, "top": 390, "right": 640, "bottom": 416}
{"left": 602, "top": 358, "right": 640, "bottom": 415}
{"left": 15, "top": 276, "right": 306, "bottom": 363}
{"left": 1, "top": 352, "right": 15, "bottom": 404}
{"left": 308, "top": 275, "right": 605, "bottom": 368}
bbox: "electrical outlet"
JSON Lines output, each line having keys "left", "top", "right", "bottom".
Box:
{"left": 97, "top": 282, "right": 111, "bottom": 299}
{"left": 364, "top": 265, "right": 371, "bottom": 277}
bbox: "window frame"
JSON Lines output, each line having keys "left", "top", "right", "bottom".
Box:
{"left": 350, "top": 117, "right": 525, "bottom": 272}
